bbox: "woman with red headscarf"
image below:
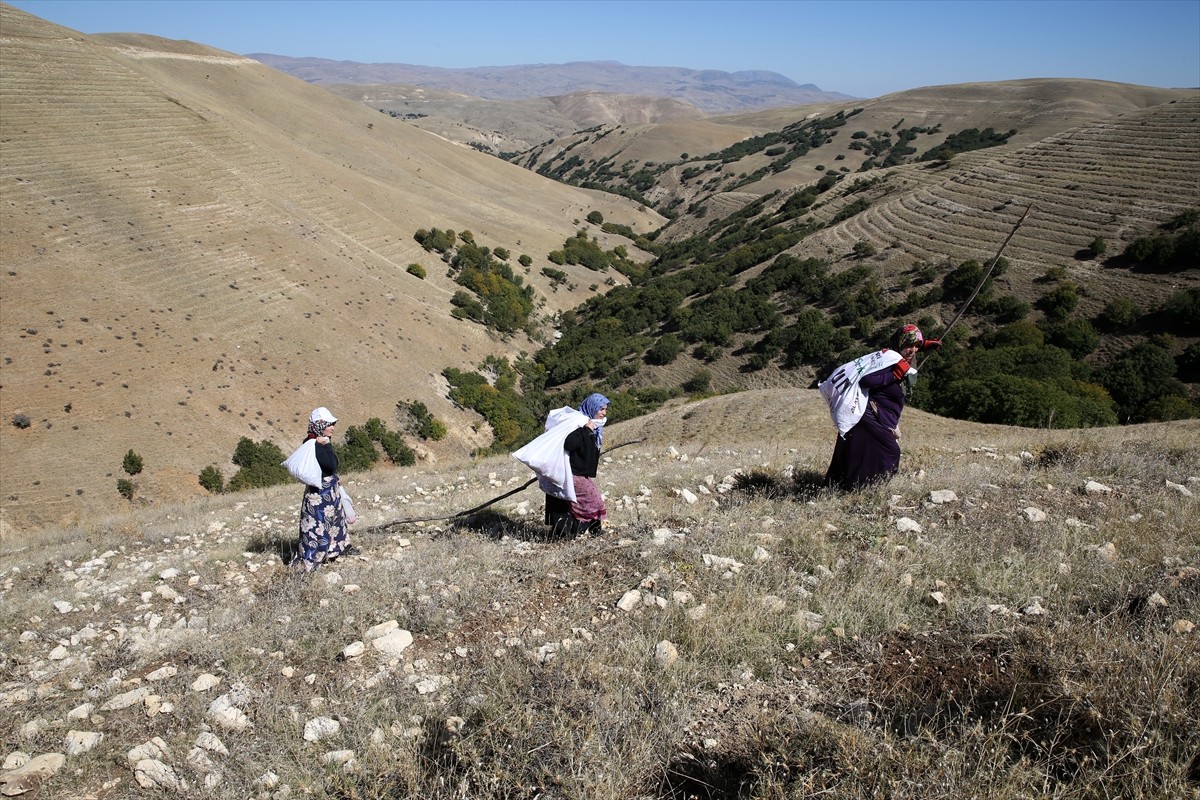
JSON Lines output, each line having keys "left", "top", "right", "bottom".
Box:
{"left": 821, "top": 325, "right": 940, "bottom": 491}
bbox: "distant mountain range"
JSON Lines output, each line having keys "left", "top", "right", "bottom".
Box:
{"left": 245, "top": 56, "right": 857, "bottom": 113}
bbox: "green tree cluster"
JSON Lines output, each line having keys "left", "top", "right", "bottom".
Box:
{"left": 227, "top": 438, "right": 290, "bottom": 492}
{"left": 444, "top": 358, "right": 544, "bottom": 453}
{"left": 441, "top": 235, "right": 536, "bottom": 333}
{"left": 397, "top": 400, "right": 448, "bottom": 441}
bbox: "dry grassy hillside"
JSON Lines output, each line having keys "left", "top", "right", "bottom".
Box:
{"left": 0, "top": 3, "right": 664, "bottom": 532}
{"left": 1, "top": 387, "right": 1196, "bottom": 799}
{"left": 323, "top": 83, "right": 705, "bottom": 155}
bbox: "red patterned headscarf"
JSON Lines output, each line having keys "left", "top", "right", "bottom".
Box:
{"left": 890, "top": 324, "right": 923, "bottom": 351}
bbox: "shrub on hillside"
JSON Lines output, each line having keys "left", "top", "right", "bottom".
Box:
{"left": 1044, "top": 318, "right": 1100, "bottom": 359}
{"left": 122, "top": 449, "right": 143, "bottom": 476}
{"left": 406, "top": 263, "right": 427, "bottom": 279}
{"left": 1101, "top": 341, "right": 1193, "bottom": 422}
{"left": 646, "top": 333, "right": 683, "bottom": 365}
{"left": 1037, "top": 283, "right": 1080, "bottom": 322}
{"left": 228, "top": 437, "right": 290, "bottom": 492}
{"left": 1159, "top": 287, "right": 1200, "bottom": 333}
{"left": 11, "top": 413, "right": 30, "bottom": 429}
{"left": 1094, "top": 297, "right": 1140, "bottom": 332}
{"left": 198, "top": 465, "right": 225, "bottom": 494}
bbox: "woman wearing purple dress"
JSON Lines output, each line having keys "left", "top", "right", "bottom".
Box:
{"left": 823, "top": 325, "right": 940, "bottom": 491}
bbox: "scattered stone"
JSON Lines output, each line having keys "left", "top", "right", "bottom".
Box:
{"left": 1083, "top": 480, "right": 1112, "bottom": 495}
{"left": 702, "top": 554, "right": 743, "bottom": 575}
{"left": 194, "top": 732, "right": 228, "bottom": 754}
{"left": 0, "top": 755, "right": 27, "bottom": 772}
{"left": 1022, "top": 599, "right": 1048, "bottom": 616}
{"left": 1147, "top": 592, "right": 1169, "bottom": 608}
{"left": 1095, "top": 542, "right": 1119, "bottom": 563}
{"left": 1172, "top": 619, "right": 1195, "bottom": 635}
{"left": 145, "top": 665, "right": 177, "bottom": 682}
{"left": 797, "top": 611, "right": 825, "bottom": 631}
{"left": 207, "top": 694, "right": 252, "bottom": 732}
{"left": 761, "top": 595, "right": 787, "bottom": 614}
{"left": 100, "top": 686, "right": 150, "bottom": 712}
{"left": 66, "top": 703, "right": 94, "bottom": 721}
{"left": 304, "top": 717, "right": 340, "bottom": 742}
{"left": 752, "top": 546, "right": 771, "bottom": 562}
{"left": 895, "top": 517, "right": 922, "bottom": 533}
{"left": 51, "top": 601, "right": 73, "bottom": 614}
{"left": 929, "top": 490, "right": 958, "bottom": 504}
{"left": 371, "top": 629, "right": 413, "bottom": 658}
{"left": 616, "top": 590, "right": 642, "bottom": 612}
{"left": 133, "top": 759, "right": 187, "bottom": 791}
{"left": 1022, "top": 507, "right": 1047, "bottom": 522}
{"left": 341, "top": 641, "right": 366, "bottom": 660}
{"left": 191, "top": 673, "right": 221, "bottom": 693}
{"left": 1165, "top": 480, "right": 1194, "bottom": 497}
{"left": 63, "top": 731, "right": 102, "bottom": 756}
{"left": 678, "top": 488, "right": 698, "bottom": 505}
{"left": 126, "top": 738, "right": 170, "bottom": 767}
{"left": 0, "top": 753, "right": 66, "bottom": 796}
{"left": 926, "top": 591, "right": 947, "bottom": 607}
{"left": 654, "top": 640, "right": 679, "bottom": 669}
{"left": 365, "top": 620, "right": 399, "bottom": 640}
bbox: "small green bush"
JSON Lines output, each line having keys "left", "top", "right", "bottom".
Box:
{"left": 122, "top": 449, "right": 143, "bottom": 476}
{"left": 646, "top": 334, "right": 683, "bottom": 365}
{"left": 116, "top": 479, "right": 134, "bottom": 500}
{"left": 682, "top": 369, "right": 711, "bottom": 394}
{"left": 198, "top": 466, "right": 224, "bottom": 494}
{"left": 228, "top": 438, "right": 290, "bottom": 491}
{"left": 1037, "top": 283, "right": 1079, "bottom": 321}
{"left": 406, "top": 263, "right": 427, "bottom": 279}
{"left": 12, "top": 413, "right": 30, "bottom": 429}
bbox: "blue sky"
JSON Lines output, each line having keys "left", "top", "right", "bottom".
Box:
{"left": 8, "top": 0, "right": 1200, "bottom": 98}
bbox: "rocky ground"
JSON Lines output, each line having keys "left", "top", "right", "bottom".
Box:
{"left": 2, "top": 395, "right": 1198, "bottom": 799}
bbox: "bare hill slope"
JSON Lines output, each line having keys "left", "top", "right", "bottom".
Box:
{"left": 0, "top": 4, "right": 662, "bottom": 531}
{"left": 322, "top": 83, "right": 706, "bottom": 155}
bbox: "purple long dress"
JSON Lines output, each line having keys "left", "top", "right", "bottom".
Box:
{"left": 823, "top": 361, "right": 907, "bottom": 491}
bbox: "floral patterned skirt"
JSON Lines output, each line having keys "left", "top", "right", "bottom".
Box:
{"left": 295, "top": 475, "right": 349, "bottom": 571}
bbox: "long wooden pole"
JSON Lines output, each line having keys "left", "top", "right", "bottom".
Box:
{"left": 360, "top": 437, "right": 647, "bottom": 534}
{"left": 917, "top": 202, "right": 1033, "bottom": 369}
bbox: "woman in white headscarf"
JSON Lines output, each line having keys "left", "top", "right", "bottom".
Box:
{"left": 545, "top": 392, "right": 610, "bottom": 535}
{"left": 294, "top": 406, "right": 353, "bottom": 571}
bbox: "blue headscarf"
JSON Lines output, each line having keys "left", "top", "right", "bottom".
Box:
{"left": 578, "top": 392, "right": 610, "bottom": 448}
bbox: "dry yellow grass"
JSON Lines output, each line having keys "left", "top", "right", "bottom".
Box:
{"left": 1, "top": 388, "right": 1196, "bottom": 798}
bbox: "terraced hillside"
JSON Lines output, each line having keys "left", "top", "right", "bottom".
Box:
{"left": 517, "top": 79, "right": 1193, "bottom": 232}
{"left": 786, "top": 95, "right": 1200, "bottom": 317}
{"left": 533, "top": 94, "right": 1199, "bottom": 405}
{"left": 0, "top": 4, "right": 662, "bottom": 532}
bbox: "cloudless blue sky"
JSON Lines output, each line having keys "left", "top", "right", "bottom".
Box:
{"left": 8, "top": 0, "right": 1199, "bottom": 98}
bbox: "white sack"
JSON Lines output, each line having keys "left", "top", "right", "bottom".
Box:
{"left": 338, "top": 486, "right": 356, "bottom": 524}
{"left": 282, "top": 438, "right": 322, "bottom": 487}
{"left": 512, "top": 406, "right": 589, "bottom": 502}
{"left": 818, "top": 350, "right": 902, "bottom": 436}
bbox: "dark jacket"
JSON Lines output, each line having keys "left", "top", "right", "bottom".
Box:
{"left": 564, "top": 426, "right": 601, "bottom": 477}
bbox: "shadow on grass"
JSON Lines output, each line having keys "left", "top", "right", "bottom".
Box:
{"left": 448, "top": 510, "right": 596, "bottom": 544}
{"left": 245, "top": 531, "right": 298, "bottom": 565}
{"left": 730, "top": 467, "right": 832, "bottom": 502}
